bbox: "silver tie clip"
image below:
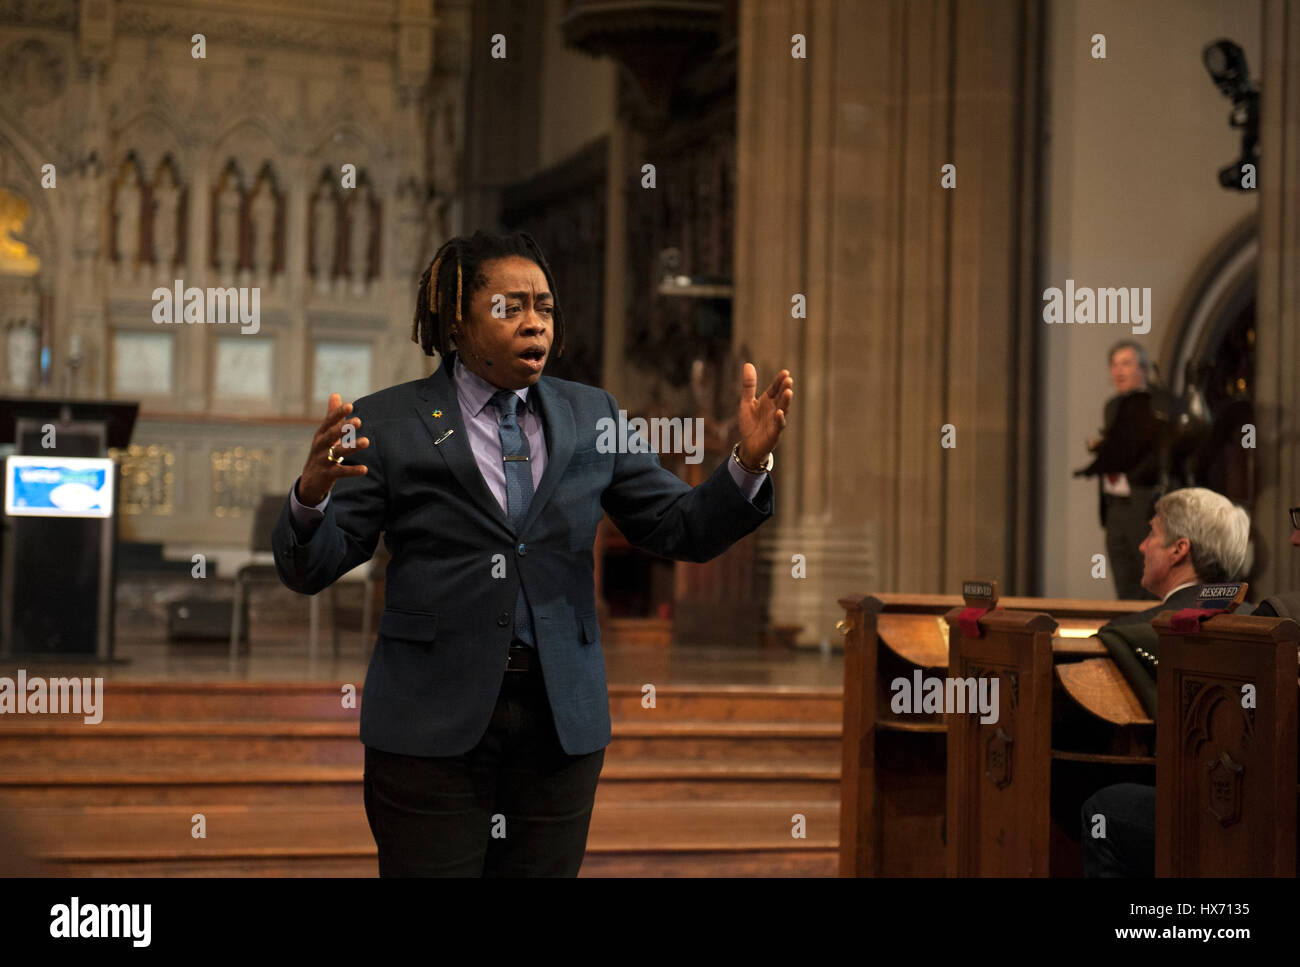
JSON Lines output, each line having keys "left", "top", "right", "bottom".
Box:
{"left": 434, "top": 429, "right": 454, "bottom": 445}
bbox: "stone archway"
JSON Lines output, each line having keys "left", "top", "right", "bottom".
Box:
{"left": 1164, "top": 218, "right": 1259, "bottom": 508}
{"left": 0, "top": 175, "right": 53, "bottom": 394}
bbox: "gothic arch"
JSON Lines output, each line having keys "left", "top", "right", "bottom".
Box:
{"left": 1166, "top": 215, "right": 1258, "bottom": 397}
{"left": 0, "top": 122, "right": 57, "bottom": 393}
{"left": 114, "top": 106, "right": 188, "bottom": 177}
{"left": 211, "top": 113, "right": 291, "bottom": 161}
{"left": 0, "top": 120, "right": 58, "bottom": 269}
{"left": 1163, "top": 215, "right": 1258, "bottom": 522}
{"left": 305, "top": 120, "right": 381, "bottom": 164}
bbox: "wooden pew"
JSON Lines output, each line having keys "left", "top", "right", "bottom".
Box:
{"left": 837, "top": 592, "right": 1150, "bottom": 877}
{"left": 946, "top": 596, "right": 1169, "bottom": 876}
{"left": 1049, "top": 653, "right": 1158, "bottom": 876}
{"left": 944, "top": 605, "right": 1056, "bottom": 875}
{"left": 1152, "top": 610, "right": 1300, "bottom": 876}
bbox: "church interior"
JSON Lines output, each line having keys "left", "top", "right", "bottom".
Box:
{"left": 0, "top": 0, "right": 1297, "bottom": 881}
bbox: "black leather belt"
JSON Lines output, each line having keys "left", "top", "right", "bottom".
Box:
{"left": 506, "top": 641, "right": 538, "bottom": 673}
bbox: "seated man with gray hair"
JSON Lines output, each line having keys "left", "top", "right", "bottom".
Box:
{"left": 1103, "top": 486, "right": 1251, "bottom": 628}
{"left": 1082, "top": 486, "right": 1251, "bottom": 877}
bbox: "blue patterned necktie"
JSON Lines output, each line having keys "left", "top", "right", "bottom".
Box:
{"left": 491, "top": 388, "right": 537, "bottom": 646}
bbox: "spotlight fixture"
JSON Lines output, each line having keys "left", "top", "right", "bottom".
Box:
{"left": 1203, "top": 39, "right": 1260, "bottom": 191}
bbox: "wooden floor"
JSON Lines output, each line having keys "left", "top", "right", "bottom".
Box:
{"left": 0, "top": 621, "right": 844, "bottom": 877}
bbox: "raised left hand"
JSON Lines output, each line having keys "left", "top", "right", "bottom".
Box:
{"left": 737, "top": 363, "right": 793, "bottom": 467}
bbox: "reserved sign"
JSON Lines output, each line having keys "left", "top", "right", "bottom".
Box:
{"left": 961, "top": 580, "right": 999, "bottom": 608}
{"left": 1197, "top": 583, "right": 1248, "bottom": 612}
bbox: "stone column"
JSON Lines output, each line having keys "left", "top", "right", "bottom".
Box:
{"left": 601, "top": 113, "right": 631, "bottom": 401}
{"left": 69, "top": 58, "right": 109, "bottom": 399}
{"left": 460, "top": 0, "right": 543, "bottom": 229}
{"left": 1254, "top": 0, "right": 1300, "bottom": 595}
{"left": 733, "top": 0, "right": 1043, "bottom": 645}
{"left": 285, "top": 168, "right": 309, "bottom": 413}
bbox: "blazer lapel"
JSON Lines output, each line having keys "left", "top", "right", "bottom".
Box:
{"left": 519, "top": 375, "right": 575, "bottom": 536}
{"left": 414, "top": 357, "right": 513, "bottom": 536}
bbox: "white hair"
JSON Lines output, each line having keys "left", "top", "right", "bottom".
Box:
{"left": 1154, "top": 487, "right": 1251, "bottom": 583}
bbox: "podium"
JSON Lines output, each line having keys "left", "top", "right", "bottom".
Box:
{"left": 0, "top": 399, "right": 138, "bottom": 659}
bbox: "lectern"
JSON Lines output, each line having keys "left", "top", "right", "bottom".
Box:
{"left": 0, "top": 398, "right": 138, "bottom": 659}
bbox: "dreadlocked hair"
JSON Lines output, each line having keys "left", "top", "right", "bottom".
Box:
{"left": 410, "top": 230, "right": 566, "bottom": 360}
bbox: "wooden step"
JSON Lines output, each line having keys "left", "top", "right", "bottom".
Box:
{"left": 579, "top": 850, "right": 838, "bottom": 877}
{"left": 0, "top": 721, "right": 362, "bottom": 767}
{"left": 29, "top": 851, "right": 841, "bottom": 877}
{"left": 0, "top": 682, "right": 840, "bottom": 724}
{"left": 0, "top": 720, "right": 839, "bottom": 768}
{"left": 587, "top": 802, "right": 838, "bottom": 850}
{"left": 10, "top": 801, "right": 839, "bottom": 877}
{"left": 0, "top": 755, "right": 838, "bottom": 793}
{"left": 0, "top": 680, "right": 842, "bottom": 876}
{"left": 17, "top": 802, "right": 840, "bottom": 855}
{"left": 25, "top": 847, "right": 842, "bottom": 878}
{"left": 600, "top": 760, "right": 841, "bottom": 807}
{"left": 0, "top": 779, "right": 362, "bottom": 808}
{"left": 598, "top": 758, "right": 838, "bottom": 782}
{"left": 0, "top": 683, "right": 363, "bottom": 722}
{"left": 0, "top": 759, "right": 839, "bottom": 813}
{"left": 603, "top": 722, "right": 840, "bottom": 761}
{"left": 45, "top": 856, "right": 379, "bottom": 877}
{"left": 606, "top": 686, "right": 841, "bottom": 723}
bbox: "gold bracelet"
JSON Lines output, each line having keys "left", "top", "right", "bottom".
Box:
{"left": 732, "top": 442, "right": 773, "bottom": 474}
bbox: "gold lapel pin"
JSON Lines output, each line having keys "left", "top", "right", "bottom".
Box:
{"left": 432, "top": 410, "right": 443, "bottom": 418}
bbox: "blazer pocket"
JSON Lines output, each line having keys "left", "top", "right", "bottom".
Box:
{"left": 569, "top": 447, "right": 604, "bottom": 466}
{"left": 579, "top": 612, "right": 600, "bottom": 645}
{"left": 379, "top": 608, "right": 438, "bottom": 642}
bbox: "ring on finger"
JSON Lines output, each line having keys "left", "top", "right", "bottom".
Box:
{"left": 326, "top": 445, "right": 345, "bottom": 465}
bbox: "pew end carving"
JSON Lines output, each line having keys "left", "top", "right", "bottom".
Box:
{"left": 1152, "top": 611, "right": 1300, "bottom": 877}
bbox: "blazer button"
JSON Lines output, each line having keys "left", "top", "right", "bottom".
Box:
{"left": 497, "top": 611, "right": 510, "bottom": 627}
{"left": 517, "top": 542, "right": 527, "bottom": 555}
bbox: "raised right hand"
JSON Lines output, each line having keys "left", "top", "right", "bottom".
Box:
{"left": 297, "top": 393, "right": 370, "bottom": 506}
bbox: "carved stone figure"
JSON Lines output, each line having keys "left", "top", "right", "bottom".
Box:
{"left": 216, "top": 180, "right": 242, "bottom": 275}
{"left": 153, "top": 178, "right": 179, "bottom": 270}
{"left": 250, "top": 186, "right": 276, "bottom": 276}
{"left": 115, "top": 174, "right": 141, "bottom": 268}
{"left": 349, "top": 188, "right": 371, "bottom": 291}
{"left": 313, "top": 189, "right": 337, "bottom": 286}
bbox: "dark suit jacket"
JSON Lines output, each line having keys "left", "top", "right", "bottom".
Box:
{"left": 1083, "top": 389, "right": 1175, "bottom": 527}
{"left": 1097, "top": 585, "right": 1201, "bottom": 717}
{"left": 272, "top": 353, "right": 774, "bottom": 757}
{"left": 1101, "top": 584, "right": 1203, "bottom": 631}
{"left": 1098, "top": 584, "right": 1237, "bottom": 718}
{"left": 1253, "top": 591, "right": 1300, "bottom": 618}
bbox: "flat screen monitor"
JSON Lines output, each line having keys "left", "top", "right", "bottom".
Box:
{"left": 4, "top": 455, "right": 115, "bottom": 519}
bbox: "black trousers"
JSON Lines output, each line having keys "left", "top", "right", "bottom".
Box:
{"left": 1104, "top": 487, "right": 1159, "bottom": 600}
{"left": 1080, "top": 782, "right": 1155, "bottom": 877}
{"left": 363, "top": 659, "right": 605, "bottom": 877}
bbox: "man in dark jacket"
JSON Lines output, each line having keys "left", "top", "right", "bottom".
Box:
{"left": 1077, "top": 341, "right": 1179, "bottom": 599}
{"left": 1082, "top": 487, "right": 1252, "bottom": 876}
